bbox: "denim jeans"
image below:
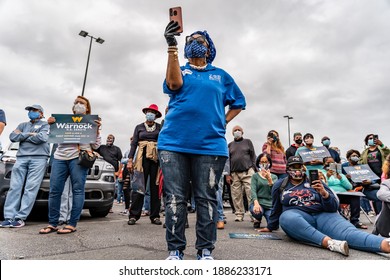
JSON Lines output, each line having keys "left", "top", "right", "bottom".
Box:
{"left": 363, "top": 189, "right": 382, "bottom": 214}
{"left": 48, "top": 158, "right": 88, "bottom": 227}
{"left": 116, "top": 179, "right": 124, "bottom": 203}
{"left": 159, "top": 150, "right": 227, "bottom": 252}
{"left": 4, "top": 156, "right": 48, "bottom": 220}
{"left": 279, "top": 209, "right": 384, "bottom": 252}
{"left": 60, "top": 177, "right": 73, "bottom": 222}
{"left": 217, "top": 175, "right": 225, "bottom": 222}
{"left": 249, "top": 203, "right": 271, "bottom": 224}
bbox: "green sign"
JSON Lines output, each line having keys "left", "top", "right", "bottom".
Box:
{"left": 48, "top": 114, "right": 98, "bottom": 144}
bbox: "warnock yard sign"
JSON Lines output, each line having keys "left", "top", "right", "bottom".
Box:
{"left": 48, "top": 114, "right": 99, "bottom": 144}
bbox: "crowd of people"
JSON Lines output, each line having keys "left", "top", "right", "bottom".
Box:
{"left": 1, "top": 19, "right": 390, "bottom": 260}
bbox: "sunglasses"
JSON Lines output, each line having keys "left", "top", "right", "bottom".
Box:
{"left": 185, "top": 35, "right": 208, "bottom": 46}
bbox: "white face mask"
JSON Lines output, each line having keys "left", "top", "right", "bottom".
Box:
{"left": 233, "top": 130, "right": 242, "bottom": 139}
{"left": 73, "top": 103, "right": 87, "bottom": 114}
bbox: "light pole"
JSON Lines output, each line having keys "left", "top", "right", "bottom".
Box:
{"left": 283, "top": 115, "right": 293, "bottom": 146}
{"left": 79, "top": 30, "right": 104, "bottom": 97}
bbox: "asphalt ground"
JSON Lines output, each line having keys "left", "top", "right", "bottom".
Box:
{"left": 1, "top": 203, "right": 389, "bottom": 261}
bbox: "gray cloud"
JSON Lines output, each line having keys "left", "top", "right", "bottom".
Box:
{"left": 1, "top": 0, "right": 390, "bottom": 158}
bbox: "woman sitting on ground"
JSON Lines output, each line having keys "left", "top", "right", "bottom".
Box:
{"left": 260, "top": 156, "right": 390, "bottom": 256}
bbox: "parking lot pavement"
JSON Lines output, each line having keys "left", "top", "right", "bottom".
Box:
{"left": 0, "top": 203, "right": 389, "bottom": 260}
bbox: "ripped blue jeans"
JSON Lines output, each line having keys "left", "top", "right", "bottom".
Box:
{"left": 159, "top": 150, "right": 227, "bottom": 252}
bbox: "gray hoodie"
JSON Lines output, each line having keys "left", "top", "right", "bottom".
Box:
{"left": 9, "top": 119, "right": 50, "bottom": 158}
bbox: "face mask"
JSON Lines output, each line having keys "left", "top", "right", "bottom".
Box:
{"left": 73, "top": 103, "right": 87, "bottom": 114}
{"left": 287, "top": 168, "right": 304, "bottom": 180}
{"left": 146, "top": 112, "right": 156, "bottom": 122}
{"left": 322, "top": 140, "right": 331, "bottom": 147}
{"left": 28, "top": 111, "right": 40, "bottom": 120}
{"left": 350, "top": 156, "right": 360, "bottom": 163}
{"left": 305, "top": 139, "right": 313, "bottom": 145}
{"left": 368, "top": 139, "right": 375, "bottom": 146}
{"left": 295, "top": 139, "right": 302, "bottom": 145}
{"left": 233, "top": 131, "right": 242, "bottom": 139}
{"left": 260, "top": 163, "right": 270, "bottom": 170}
{"left": 184, "top": 40, "right": 208, "bottom": 59}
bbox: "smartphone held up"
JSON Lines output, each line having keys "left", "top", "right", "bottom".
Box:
{"left": 309, "top": 170, "right": 319, "bottom": 184}
{"left": 169, "top": 6, "right": 183, "bottom": 33}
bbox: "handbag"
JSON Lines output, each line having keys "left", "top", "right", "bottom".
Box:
{"left": 131, "top": 170, "right": 145, "bottom": 194}
{"left": 77, "top": 144, "right": 97, "bottom": 168}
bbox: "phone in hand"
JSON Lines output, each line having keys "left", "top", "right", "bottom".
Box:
{"left": 309, "top": 169, "right": 319, "bottom": 184}
{"left": 329, "top": 163, "right": 337, "bottom": 173}
{"left": 169, "top": 6, "right": 183, "bottom": 33}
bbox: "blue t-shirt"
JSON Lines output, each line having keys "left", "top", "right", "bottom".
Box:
{"left": 158, "top": 63, "right": 246, "bottom": 156}
{"left": 0, "top": 109, "right": 6, "bottom": 125}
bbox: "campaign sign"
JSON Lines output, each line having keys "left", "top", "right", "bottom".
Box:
{"left": 343, "top": 164, "right": 380, "bottom": 183}
{"left": 297, "top": 146, "right": 331, "bottom": 162}
{"left": 48, "top": 114, "right": 98, "bottom": 144}
{"left": 229, "top": 233, "right": 282, "bottom": 240}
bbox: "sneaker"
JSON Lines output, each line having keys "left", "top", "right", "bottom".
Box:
{"left": 127, "top": 218, "right": 136, "bottom": 225}
{"left": 327, "top": 239, "right": 349, "bottom": 256}
{"left": 166, "top": 250, "right": 183, "bottom": 260}
{"left": 0, "top": 219, "right": 13, "bottom": 228}
{"left": 197, "top": 249, "right": 214, "bottom": 260}
{"left": 234, "top": 216, "right": 243, "bottom": 222}
{"left": 10, "top": 219, "right": 25, "bottom": 228}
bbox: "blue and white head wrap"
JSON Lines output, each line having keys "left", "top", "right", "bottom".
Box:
{"left": 184, "top": 30, "right": 216, "bottom": 64}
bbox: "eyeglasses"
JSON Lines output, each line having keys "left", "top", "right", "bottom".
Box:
{"left": 185, "top": 35, "right": 208, "bottom": 46}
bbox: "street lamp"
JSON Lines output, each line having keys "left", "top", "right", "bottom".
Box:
{"left": 79, "top": 30, "right": 105, "bottom": 96}
{"left": 283, "top": 115, "right": 293, "bottom": 146}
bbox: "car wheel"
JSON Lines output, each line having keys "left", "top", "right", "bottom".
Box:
{"left": 89, "top": 207, "right": 111, "bottom": 218}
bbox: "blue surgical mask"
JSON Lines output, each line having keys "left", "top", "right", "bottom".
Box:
{"left": 184, "top": 40, "right": 208, "bottom": 59}
{"left": 146, "top": 112, "right": 156, "bottom": 122}
{"left": 28, "top": 111, "right": 40, "bottom": 120}
{"left": 368, "top": 139, "right": 375, "bottom": 146}
{"left": 322, "top": 139, "right": 331, "bottom": 147}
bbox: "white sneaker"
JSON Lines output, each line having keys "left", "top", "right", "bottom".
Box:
{"left": 327, "top": 239, "right": 349, "bottom": 256}
{"left": 166, "top": 250, "right": 183, "bottom": 260}
{"left": 197, "top": 249, "right": 214, "bottom": 260}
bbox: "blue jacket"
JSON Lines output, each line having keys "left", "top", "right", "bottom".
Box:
{"left": 267, "top": 177, "right": 339, "bottom": 231}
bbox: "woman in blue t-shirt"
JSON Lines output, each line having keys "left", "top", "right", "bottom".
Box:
{"left": 159, "top": 21, "right": 246, "bottom": 260}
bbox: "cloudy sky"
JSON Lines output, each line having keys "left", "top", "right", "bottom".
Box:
{"left": 1, "top": 0, "right": 390, "bottom": 157}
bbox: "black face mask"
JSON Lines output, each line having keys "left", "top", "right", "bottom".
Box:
{"left": 295, "top": 139, "right": 302, "bottom": 145}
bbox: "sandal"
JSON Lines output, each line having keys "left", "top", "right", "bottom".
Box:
{"left": 355, "top": 222, "right": 368, "bottom": 229}
{"left": 57, "top": 225, "right": 77, "bottom": 234}
{"left": 39, "top": 225, "right": 58, "bottom": 234}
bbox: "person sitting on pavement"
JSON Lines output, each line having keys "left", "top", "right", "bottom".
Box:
{"left": 285, "top": 132, "right": 303, "bottom": 160}
{"left": 320, "top": 156, "right": 367, "bottom": 229}
{"left": 250, "top": 153, "right": 277, "bottom": 229}
{"left": 320, "top": 136, "right": 341, "bottom": 163}
{"left": 260, "top": 156, "right": 390, "bottom": 256}
{"left": 262, "top": 130, "right": 287, "bottom": 179}
{"left": 0, "top": 104, "right": 49, "bottom": 228}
